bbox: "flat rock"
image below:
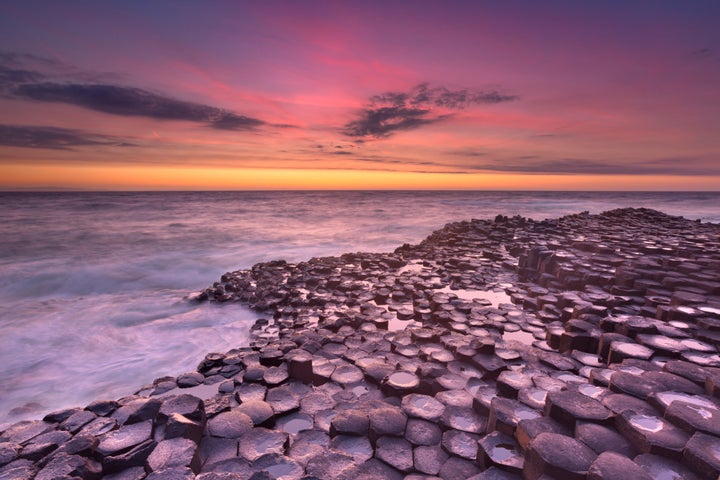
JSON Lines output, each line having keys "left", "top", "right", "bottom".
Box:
{"left": 34, "top": 454, "right": 102, "bottom": 480}
{"left": 330, "top": 409, "right": 369, "bottom": 436}
{"left": 634, "top": 453, "right": 703, "bottom": 480}
{"left": 287, "top": 429, "right": 329, "bottom": 466}
{"left": 544, "top": 390, "right": 612, "bottom": 427}
{"left": 477, "top": 431, "right": 524, "bottom": 473}
{"left": 207, "top": 410, "right": 254, "bottom": 438}
{"left": 251, "top": 453, "right": 304, "bottom": 480}
{"left": 405, "top": 419, "right": 442, "bottom": 446}
{"left": 147, "top": 438, "right": 200, "bottom": 473}
{"left": 97, "top": 420, "right": 153, "bottom": 456}
{"left": 236, "top": 400, "right": 274, "bottom": 427}
{"left": 576, "top": 421, "right": 636, "bottom": 457}
{"left": 305, "top": 451, "right": 356, "bottom": 480}
{"left": 237, "top": 428, "right": 288, "bottom": 462}
{"left": 488, "top": 397, "right": 542, "bottom": 436}
{"left": 368, "top": 406, "right": 407, "bottom": 437}
{"left": 441, "top": 406, "right": 486, "bottom": 433}
{"left": 329, "top": 434, "right": 373, "bottom": 463}
{"left": 441, "top": 429, "right": 480, "bottom": 460}
{"left": 615, "top": 411, "right": 690, "bottom": 458}
{"left": 683, "top": 431, "right": 720, "bottom": 479}
{"left": 413, "top": 445, "right": 449, "bottom": 475}
{"left": 586, "top": 451, "right": 652, "bottom": 480}
{"left": 438, "top": 456, "right": 481, "bottom": 480}
{"left": 159, "top": 394, "right": 205, "bottom": 423}
{"left": 401, "top": 394, "right": 445, "bottom": 421}
{"left": 524, "top": 432, "right": 597, "bottom": 480}
{"left": 375, "top": 436, "right": 413, "bottom": 472}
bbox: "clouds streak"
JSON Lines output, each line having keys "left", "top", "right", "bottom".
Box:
{"left": 1, "top": 52, "right": 267, "bottom": 132}
{"left": 344, "top": 83, "right": 517, "bottom": 138}
{"left": 0, "top": 124, "right": 135, "bottom": 150}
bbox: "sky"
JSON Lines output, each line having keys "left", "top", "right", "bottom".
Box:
{"left": 1, "top": 1, "right": 719, "bottom": 190}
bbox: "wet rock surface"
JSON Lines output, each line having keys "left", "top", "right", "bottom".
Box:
{"left": 3, "top": 208, "right": 720, "bottom": 479}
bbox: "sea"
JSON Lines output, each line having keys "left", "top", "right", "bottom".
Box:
{"left": 1, "top": 190, "right": 718, "bottom": 425}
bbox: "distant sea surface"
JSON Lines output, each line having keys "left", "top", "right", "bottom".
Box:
{"left": 1, "top": 190, "right": 718, "bottom": 424}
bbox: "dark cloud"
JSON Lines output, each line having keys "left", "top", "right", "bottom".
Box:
{"left": 14, "top": 82, "right": 265, "bottom": 131}
{"left": 0, "top": 124, "right": 136, "bottom": 150}
{"left": 344, "top": 83, "right": 516, "bottom": 139}
{"left": 1, "top": 51, "right": 268, "bottom": 131}
{"left": 343, "top": 106, "right": 441, "bottom": 138}
{"left": 0, "top": 65, "right": 43, "bottom": 90}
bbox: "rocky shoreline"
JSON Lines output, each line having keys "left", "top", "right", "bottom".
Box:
{"left": 2, "top": 208, "right": 720, "bottom": 480}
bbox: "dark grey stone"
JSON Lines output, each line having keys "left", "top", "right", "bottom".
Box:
{"left": 237, "top": 427, "right": 288, "bottom": 462}
{"left": 524, "top": 432, "right": 597, "bottom": 480}
{"left": 97, "top": 420, "right": 153, "bottom": 456}
{"left": 683, "top": 431, "right": 720, "bottom": 479}
{"left": 375, "top": 436, "right": 413, "bottom": 472}
{"left": 405, "top": 419, "right": 442, "bottom": 446}
{"left": 587, "top": 451, "right": 652, "bottom": 480}
{"left": 147, "top": 437, "right": 200, "bottom": 473}
{"left": 207, "top": 410, "right": 254, "bottom": 438}
{"left": 413, "top": 445, "right": 448, "bottom": 475}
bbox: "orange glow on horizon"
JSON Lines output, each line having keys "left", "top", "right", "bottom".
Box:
{"left": 1, "top": 164, "right": 718, "bottom": 191}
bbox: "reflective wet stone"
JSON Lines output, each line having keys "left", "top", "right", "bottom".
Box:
{"left": 252, "top": 453, "right": 303, "bottom": 480}
{"left": 615, "top": 411, "right": 690, "bottom": 458}
{"left": 382, "top": 371, "right": 420, "bottom": 396}
{"left": 441, "top": 429, "right": 480, "bottom": 460}
{"left": 477, "top": 431, "right": 524, "bottom": 473}
{"left": 496, "top": 371, "right": 533, "bottom": 399}
{"left": 487, "top": 397, "right": 542, "bottom": 436}
{"left": 401, "top": 394, "right": 445, "bottom": 421}
{"left": 275, "top": 412, "right": 314, "bottom": 435}
{"left": 440, "top": 406, "right": 486, "bottom": 433}
{"left": 237, "top": 428, "right": 288, "bottom": 462}
{"left": 517, "top": 388, "right": 547, "bottom": 410}
{"left": 524, "top": 432, "right": 597, "bottom": 480}
{"left": 287, "top": 429, "right": 329, "bottom": 466}
{"left": 586, "top": 451, "right": 652, "bottom": 480}
{"left": 372, "top": 436, "right": 413, "bottom": 472}
{"left": 329, "top": 434, "right": 373, "bottom": 463}
{"left": 265, "top": 385, "right": 301, "bottom": 415}
{"left": 435, "top": 389, "right": 475, "bottom": 409}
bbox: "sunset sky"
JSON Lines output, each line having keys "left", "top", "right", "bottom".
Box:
{"left": 1, "top": 1, "right": 719, "bottom": 190}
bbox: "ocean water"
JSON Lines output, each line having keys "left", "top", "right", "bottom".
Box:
{"left": 1, "top": 190, "right": 718, "bottom": 424}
